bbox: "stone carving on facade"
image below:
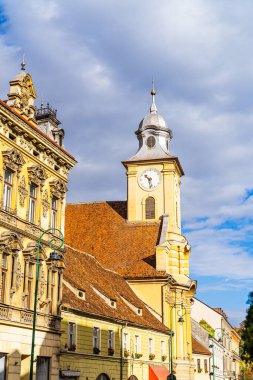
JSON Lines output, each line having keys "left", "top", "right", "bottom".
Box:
{"left": 18, "top": 176, "right": 28, "bottom": 207}
{"left": 39, "top": 266, "right": 45, "bottom": 299}
{"left": 42, "top": 189, "right": 50, "bottom": 217}
{"left": 0, "top": 231, "right": 23, "bottom": 255}
{"left": 23, "top": 241, "right": 46, "bottom": 261}
{"left": 16, "top": 257, "right": 22, "bottom": 290}
{"left": 2, "top": 148, "right": 25, "bottom": 174}
{"left": 49, "top": 179, "right": 67, "bottom": 199}
{"left": 19, "top": 136, "right": 34, "bottom": 154}
{"left": 27, "top": 165, "right": 47, "bottom": 186}
{"left": 7, "top": 72, "right": 37, "bottom": 120}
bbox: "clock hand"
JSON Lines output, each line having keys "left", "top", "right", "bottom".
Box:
{"left": 144, "top": 174, "right": 153, "bottom": 188}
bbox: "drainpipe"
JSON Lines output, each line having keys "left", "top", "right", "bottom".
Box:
{"left": 120, "top": 322, "right": 128, "bottom": 380}
{"left": 161, "top": 282, "right": 168, "bottom": 324}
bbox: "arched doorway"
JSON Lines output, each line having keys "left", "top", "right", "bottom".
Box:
{"left": 96, "top": 374, "right": 110, "bottom": 380}
{"left": 128, "top": 376, "right": 138, "bottom": 380}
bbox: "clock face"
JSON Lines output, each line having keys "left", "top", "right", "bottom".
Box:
{"left": 138, "top": 168, "right": 161, "bottom": 190}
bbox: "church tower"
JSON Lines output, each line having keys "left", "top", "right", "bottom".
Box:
{"left": 123, "top": 85, "right": 196, "bottom": 380}
{"left": 123, "top": 83, "right": 183, "bottom": 234}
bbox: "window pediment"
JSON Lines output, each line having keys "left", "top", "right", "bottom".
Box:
{"left": 2, "top": 148, "right": 25, "bottom": 173}
{"left": 0, "top": 231, "right": 23, "bottom": 253}
{"left": 49, "top": 179, "right": 67, "bottom": 199}
{"left": 27, "top": 165, "right": 47, "bottom": 186}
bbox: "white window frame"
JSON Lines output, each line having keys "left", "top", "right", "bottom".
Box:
{"left": 3, "top": 169, "right": 13, "bottom": 211}
{"left": 68, "top": 322, "right": 76, "bottom": 349}
{"left": 123, "top": 332, "right": 130, "bottom": 351}
{"left": 93, "top": 326, "right": 100, "bottom": 349}
{"left": 149, "top": 337, "right": 154, "bottom": 354}
{"left": 28, "top": 183, "right": 37, "bottom": 223}
{"left": 108, "top": 329, "right": 114, "bottom": 349}
{"left": 134, "top": 335, "right": 141, "bottom": 354}
{"left": 161, "top": 340, "right": 166, "bottom": 356}
{"left": 51, "top": 196, "right": 58, "bottom": 229}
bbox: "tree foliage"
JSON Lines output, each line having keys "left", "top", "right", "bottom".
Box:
{"left": 241, "top": 292, "right": 253, "bottom": 362}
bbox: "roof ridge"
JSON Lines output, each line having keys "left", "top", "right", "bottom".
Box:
{"left": 66, "top": 200, "right": 126, "bottom": 205}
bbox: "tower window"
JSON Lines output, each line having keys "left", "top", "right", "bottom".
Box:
{"left": 146, "top": 136, "right": 156, "bottom": 148}
{"left": 145, "top": 197, "right": 155, "bottom": 219}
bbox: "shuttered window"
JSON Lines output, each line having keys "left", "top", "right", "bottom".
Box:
{"left": 145, "top": 197, "right": 155, "bottom": 219}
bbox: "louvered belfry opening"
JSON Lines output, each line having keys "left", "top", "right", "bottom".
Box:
{"left": 145, "top": 197, "right": 155, "bottom": 219}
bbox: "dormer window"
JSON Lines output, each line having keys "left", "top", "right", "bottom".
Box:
{"left": 92, "top": 286, "right": 116, "bottom": 308}
{"left": 78, "top": 290, "right": 85, "bottom": 299}
{"left": 121, "top": 296, "right": 142, "bottom": 316}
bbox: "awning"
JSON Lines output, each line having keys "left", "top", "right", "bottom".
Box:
{"left": 60, "top": 370, "right": 81, "bottom": 377}
{"left": 149, "top": 365, "right": 170, "bottom": 380}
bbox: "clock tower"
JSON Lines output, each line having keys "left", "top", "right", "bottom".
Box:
{"left": 123, "top": 87, "right": 196, "bottom": 380}
{"left": 122, "top": 84, "right": 184, "bottom": 235}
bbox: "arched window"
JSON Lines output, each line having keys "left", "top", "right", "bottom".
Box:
{"left": 128, "top": 376, "right": 138, "bottom": 380}
{"left": 145, "top": 197, "right": 155, "bottom": 219}
{"left": 96, "top": 374, "right": 110, "bottom": 380}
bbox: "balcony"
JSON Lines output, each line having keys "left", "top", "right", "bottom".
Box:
{"left": 0, "top": 303, "right": 61, "bottom": 331}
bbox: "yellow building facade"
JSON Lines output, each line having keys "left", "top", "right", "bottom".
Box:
{"left": 60, "top": 309, "right": 171, "bottom": 380}
{"left": 0, "top": 65, "right": 76, "bottom": 379}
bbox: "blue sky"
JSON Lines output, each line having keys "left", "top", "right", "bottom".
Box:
{"left": 0, "top": 0, "right": 253, "bottom": 325}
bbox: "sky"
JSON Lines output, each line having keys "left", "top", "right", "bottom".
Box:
{"left": 0, "top": 0, "right": 253, "bottom": 326}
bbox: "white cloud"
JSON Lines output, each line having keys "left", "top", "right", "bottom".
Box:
{"left": 0, "top": 0, "right": 253, "bottom": 316}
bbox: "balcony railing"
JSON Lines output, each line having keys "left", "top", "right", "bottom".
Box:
{"left": 0, "top": 303, "right": 61, "bottom": 331}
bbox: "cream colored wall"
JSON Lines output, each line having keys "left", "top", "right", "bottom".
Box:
{"left": 191, "top": 299, "right": 222, "bottom": 331}
{"left": 127, "top": 280, "right": 164, "bottom": 318}
{"left": 0, "top": 322, "right": 60, "bottom": 380}
{"left": 193, "top": 354, "right": 210, "bottom": 380}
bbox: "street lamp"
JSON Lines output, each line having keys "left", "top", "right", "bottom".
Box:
{"left": 29, "top": 227, "right": 64, "bottom": 380}
{"left": 169, "top": 303, "right": 186, "bottom": 377}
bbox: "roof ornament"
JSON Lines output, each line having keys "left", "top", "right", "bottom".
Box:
{"left": 21, "top": 54, "right": 26, "bottom": 71}
{"left": 150, "top": 79, "right": 157, "bottom": 114}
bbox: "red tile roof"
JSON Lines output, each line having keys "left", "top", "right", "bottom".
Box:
{"left": 212, "top": 307, "right": 228, "bottom": 320}
{"left": 62, "top": 245, "right": 170, "bottom": 333}
{"left": 65, "top": 201, "right": 167, "bottom": 278}
{"left": 0, "top": 100, "right": 76, "bottom": 161}
{"left": 192, "top": 337, "right": 211, "bottom": 355}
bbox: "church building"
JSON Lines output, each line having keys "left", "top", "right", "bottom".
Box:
{"left": 63, "top": 86, "right": 197, "bottom": 380}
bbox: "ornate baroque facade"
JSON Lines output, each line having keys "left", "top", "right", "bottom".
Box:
{"left": 0, "top": 65, "right": 76, "bottom": 379}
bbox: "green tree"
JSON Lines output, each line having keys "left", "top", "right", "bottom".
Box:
{"left": 241, "top": 291, "right": 253, "bottom": 362}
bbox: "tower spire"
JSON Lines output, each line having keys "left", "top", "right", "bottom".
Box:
{"left": 150, "top": 79, "right": 157, "bottom": 114}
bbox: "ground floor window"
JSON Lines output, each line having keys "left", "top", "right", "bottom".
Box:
{"left": 36, "top": 357, "right": 50, "bottom": 380}
{"left": 96, "top": 374, "right": 110, "bottom": 380}
{"left": 0, "top": 354, "right": 6, "bottom": 380}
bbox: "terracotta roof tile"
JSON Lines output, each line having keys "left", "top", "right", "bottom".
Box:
{"left": 65, "top": 201, "right": 167, "bottom": 278}
{"left": 192, "top": 337, "right": 211, "bottom": 355}
{"left": 62, "top": 245, "right": 170, "bottom": 333}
